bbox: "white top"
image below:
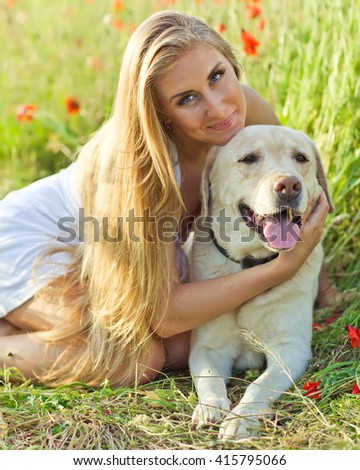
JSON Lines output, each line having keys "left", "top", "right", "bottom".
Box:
{"left": 0, "top": 156, "right": 187, "bottom": 316}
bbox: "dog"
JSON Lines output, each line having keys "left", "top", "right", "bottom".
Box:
{"left": 189, "top": 125, "right": 334, "bottom": 440}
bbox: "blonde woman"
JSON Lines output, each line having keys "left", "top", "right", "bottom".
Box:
{"left": 0, "top": 11, "right": 334, "bottom": 387}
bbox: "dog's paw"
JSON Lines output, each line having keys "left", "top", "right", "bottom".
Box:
{"left": 192, "top": 398, "right": 230, "bottom": 429}
{"left": 219, "top": 415, "right": 260, "bottom": 441}
{"left": 218, "top": 402, "right": 272, "bottom": 440}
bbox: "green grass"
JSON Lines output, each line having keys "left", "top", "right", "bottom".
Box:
{"left": 1, "top": 0, "right": 359, "bottom": 450}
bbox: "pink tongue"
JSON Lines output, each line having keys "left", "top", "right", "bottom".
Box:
{"left": 263, "top": 215, "right": 300, "bottom": 249}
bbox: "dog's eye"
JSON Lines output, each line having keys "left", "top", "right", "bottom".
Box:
{"left": 239, "top": 154, "right": 259, "bottom": 164}
{"left": 295, "top": 153, "right": 309, "bottom": 163}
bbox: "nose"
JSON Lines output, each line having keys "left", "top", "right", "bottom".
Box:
{"left": 205, "top": 92, "right": 226, "bottom": 119}
{"left": 273, "top": 176, "right": 302, "bottom": 200}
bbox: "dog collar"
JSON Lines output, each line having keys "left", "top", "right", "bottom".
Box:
{"left": 209, "top": 229, "right": 279, "bottom": 269}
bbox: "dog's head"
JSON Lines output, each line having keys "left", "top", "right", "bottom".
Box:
{"left": 201, "top": 125, "right": 334, "bottom": 253}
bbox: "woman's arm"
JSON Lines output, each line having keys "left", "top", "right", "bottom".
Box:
{"left": 242, "top": 84, "right": 280, "bottom": 126}
{"left": 153, "top": 192, "right": 329, "bottom": 338}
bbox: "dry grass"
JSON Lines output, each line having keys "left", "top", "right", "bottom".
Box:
{"left": 1, "top": 298, "right": 359, "bottom": 450}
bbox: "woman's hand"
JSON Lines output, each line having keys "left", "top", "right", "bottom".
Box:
{"left": 276, "top": 191, "right": 330, "bottom": 278}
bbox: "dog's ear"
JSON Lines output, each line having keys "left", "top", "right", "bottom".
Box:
{"left": 310, "top": 141, "right": 335, "bottom": 213}
{"left": 200, "top": 147, "right": 218, "bottom": 217}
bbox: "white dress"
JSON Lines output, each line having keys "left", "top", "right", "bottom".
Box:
{"left": 0, "top": 159, "right": 186, "bottom": 317}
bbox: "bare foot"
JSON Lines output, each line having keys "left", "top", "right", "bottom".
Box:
{"left": 316, "top": 284, "right": 343, "bottom": 309}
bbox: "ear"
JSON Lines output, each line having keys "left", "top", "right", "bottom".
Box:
{"left": 310, "top": 140, "right": 335, "bottom": 213}
{"left": 200, "top": 146, "right": 218, "bottom": 217}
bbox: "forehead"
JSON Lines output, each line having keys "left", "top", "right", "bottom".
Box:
{"left": 157, "top": 45, "right": 227, "bottom": 97}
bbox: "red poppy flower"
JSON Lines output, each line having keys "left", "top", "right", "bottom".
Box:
{"left": 65, "top": 97, "right": 80, "bottom": 115}
{"left": 5, "top": 0, "right": 17, "bottom": 8}
{"left": 313, "top": 310, "right": 343, "bottom": 331}
{"left": 303, "top": 381, "right": 322, "bottom": 400}
{"left": 347, "top": 325, "right": 360, "bottom": 348}
{"left": 217, "top": 23, "right": 226, "bottom": 34}
{"left": 303, "top": 380, "right": 320, "bottom": 391}
{"left": 312, "top": 323, "right": 324, "bottom": 331}
{"left": 324, "top": 311, "right": 342, "bottom": 325}
{"left": 257, "top": 18, "right": 266, "bottom": 30}
{"left": 86, "top": 56, "right": 102, "bottom": 70}
{"left": 111, "top": 0, "right": 123, "bottom": 11}
{"left": 305, "top": 389, "right": 322, "bottom": 400}
{"left": 246, "top": 5, "right": 262, "bottom": 19}
{"left": 112, "top": 19, "right": 125, "bottom": 31}
{"left": 241, "top": 30, "right": 260, "bottom": 56}
{"left": 16, "top": 104, "right": 36, "bottom": 122}
{"left": 352, "top": 383, "right": 360, "bottom": 394}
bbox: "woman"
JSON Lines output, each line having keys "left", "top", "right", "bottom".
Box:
{"left": 0, "top": 11, "right": 332, "bottom": 387}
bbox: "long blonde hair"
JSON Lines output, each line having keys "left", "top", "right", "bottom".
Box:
{"left": 38, "top": 10, "right": 241, "bottom": 386}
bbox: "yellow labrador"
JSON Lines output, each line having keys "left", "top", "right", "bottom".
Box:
{"left": 189, "top": 125, "right": 333, "bottom": 440}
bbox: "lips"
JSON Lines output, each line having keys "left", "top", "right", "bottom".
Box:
{"left": 208, "top": 112, "right": 235, "bottom": 131}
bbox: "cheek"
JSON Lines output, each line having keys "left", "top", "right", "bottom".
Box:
{"left": 239, "top": 90, "right": 246, "bottom": 111}
{"left": 170, "top": 115, "right": 190, "bottom": 134}
{"left": 176, "top": 108, "right": 202, "bottom": 128}
{"left": 229, "top": 80, "right": 245, "bottom": 105}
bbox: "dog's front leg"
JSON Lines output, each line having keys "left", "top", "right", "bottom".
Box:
{"left": 190, "top": 344, "right": 234, "bottom": 428}
{"left": 219, "top": 343, "right": 310, "bottom": 440}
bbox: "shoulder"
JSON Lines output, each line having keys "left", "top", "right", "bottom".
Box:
{"left": 241, "top": 84, "right": 281, "bottom": 126}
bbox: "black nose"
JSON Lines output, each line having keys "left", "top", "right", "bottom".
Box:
{"left": 273, "top": 176, "right": 302, "bottom": 200}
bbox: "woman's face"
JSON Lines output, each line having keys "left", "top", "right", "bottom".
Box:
{"left": 157, "top": 45, "right": 246, "bottom": 149}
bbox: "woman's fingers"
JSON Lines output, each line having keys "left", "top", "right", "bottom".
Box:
{"left": 301, "top": 197, "right": 315, "bottom": 226}
{"left": 302, "top": 191, "right": 329, "bottom": 230}
{"left": 277, "top": 192, "right": 330, "bottom": 276}
{"left": 298, "top": 191, "right": 330, "bottom": 249}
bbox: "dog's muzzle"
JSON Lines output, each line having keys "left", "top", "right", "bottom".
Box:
{"left": 240, "top": 205, "right": 303, "bottom": 251}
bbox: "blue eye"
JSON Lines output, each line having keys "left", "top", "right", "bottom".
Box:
{"left": 210, "top": 69, "right": 225, "bottom": 84}
{"left": 178, "top": 94, "right": 195, "bottom": 106}
{"left": 176, "top": 68, "right": 225, "bottom": 106}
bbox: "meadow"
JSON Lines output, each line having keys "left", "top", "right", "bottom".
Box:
{"left": 0, "top": 0, "right": 359, "bottom": 450}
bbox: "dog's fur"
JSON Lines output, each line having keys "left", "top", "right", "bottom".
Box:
{"left": 189, "top": 125, "right": 333, "bottom": 440}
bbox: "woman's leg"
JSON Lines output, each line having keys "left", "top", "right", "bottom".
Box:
{"left": 1, "top": 296, "right": 168, "bottom": 386}
{"left": 1, "top": 330, "right": 166, "bottom": 386}
{"left": 5, "top": 295, "right": 66, "bottom": 332}
{"left": 0, "top": 319, "right": 21, "bottom": 336}
{"left": 316, "top": 264, "right": 342, "bottom": 308}
{"left": 0, "top": 331, "right": 67, "bottom": 380}
{"left": 164, "top": 331, "right": 190, "bottom": 371}
{"left": 1, "top": 295, "right": 78, "bottom": 380}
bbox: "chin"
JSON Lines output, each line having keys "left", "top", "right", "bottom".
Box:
{"left": 214, "top": 128, "right": 244, "bottom": 147}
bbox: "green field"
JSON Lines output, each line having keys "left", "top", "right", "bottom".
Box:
{"left": 1, "top": 0, "right": 359, "bottom": 450}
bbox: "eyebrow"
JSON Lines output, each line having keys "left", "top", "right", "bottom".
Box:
{"left": 169, "top": 61, "right": 224, "bottom": 102}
